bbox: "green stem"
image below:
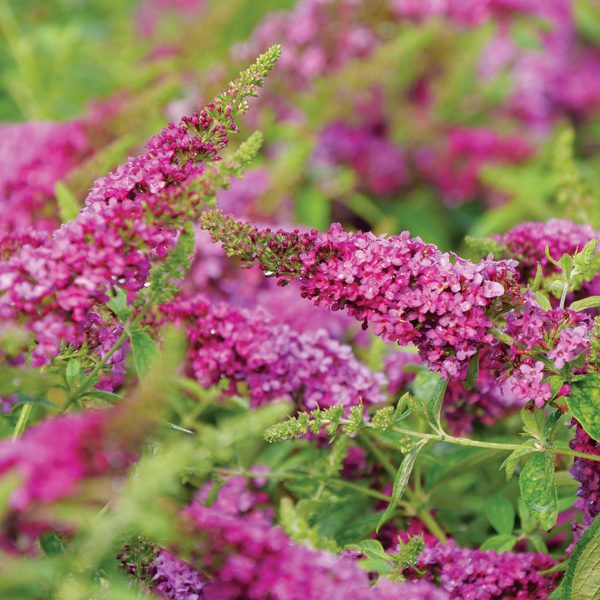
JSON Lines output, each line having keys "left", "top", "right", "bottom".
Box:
{"left": 13, "top": 403, "right": 32, "bottom": 440}
{"left": 362, "top": 431, "right": 447, "bottom": 542}
{"left": 559, "top": 281, "right": 569, "bottom": 310}
{"left": 386, "top": 425, "right": 600, "bottom": 463}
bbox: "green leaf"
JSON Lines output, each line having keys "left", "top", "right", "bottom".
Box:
{"left": 567, "top": 374, "right": 600, "bottom": 442}
{"left": 557, "top": 495, "right": 577, "bottom": 512}
{"left": 519, "top": 453, "right": 557, "bottom": 531}
{"left": 65, "top": 358, "right": 80, "bottom": 388}
{"left": 376, "top": 440, "right": 426, "bottom": 532}
{"left": 464, "top": 353, "right": 479, "bottom": 390}
{"left": 346, "top": 539, "right": 390, "bottom": 563}
{"left": 575, "top": 0, "right": 600, "bottom": 44}
{"left": 548, "top": 583, "right": 564, "bottom": 600}
{"left": 480, "top": 534, "right": 517, "bottom": 552}
{"left": 535, "top": 290, "right": 552, "bottom": 311}
{"left": 40, "top": 531, "right": 66, "bottom": 556}
{"left": 544, "top": 409, "right": 564, "bottom": 439}
{"left": 10, "top": 396, "right": 56, "bottom": 410}
{"left": 512, "top": 21, "right": 542, "bottom": 50}
{"left": 85, "top": 389, "right": 123, "bottom": 404}
{"left": 569, "top": 295, "right": 600, "bottom": 312}
{"left": 129, "top": 330, "right": 159, "bottom": 378}
{"left": 357, "top": 557, "right": 393, "bottom": 574}
{"left": 279, "top": 497, "right": 337, "bottom": 551}
{"left": 562, "top": 514, "right": 600, "bottom": 599}
{"left": 531, "top": 264, "right": 543, "bottom": 291}
{"left": 107, "top": 288, "right": 132, "bottom": 322}
{"left": 485, "top": 495, "right": 515, "bottom": 535}
{"left": 521, "top": 408, "right": 544, "bottom": 437}
{"left": 411, "top": 370, "right": 448, "bottom": 432}
{"left": 501, "top": 444, "right": 537, "bottom": 479}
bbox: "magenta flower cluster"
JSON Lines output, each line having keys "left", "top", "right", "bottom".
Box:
{"left": 208, "top": 220, "right": 519, "bottom": 379}
{"left": 182, "top": 478, "right": 448, "bottom": 599}
{"left": 0, "top": 120, "right": 91, "bottom": 235}
{"left": 496, "top": 219, "right": 600, "bottom": 281}
{"left": 416, "top": 128, "right": 532, "bottom": 205}
{"left": 150, "top": 548, "right": 208, "bottom": 600}
{"left": 397, "top": 0, "right": 600, "bottom": 128}
{"left": 501, "top": 300, "right": 591, "bottom": 406}
{"left": 405, "top": 539, "right": 557, "bottom": 599}
{"left": 392, "top": 0, "right": 540, "bottom": 25}
{"left": 300, "top": 225, "right": 520, "bottom": 379}
{"left": 162, "top": 295, "right": 385, "bottom": 410}
{"left": 0, "top": 62, "right": 266, "bottom": 366}
{"left": 548, "top": 325, "right": 590, "bottom": 370}
{"left": 315, "top": 121, "right": 408, "bottom": 198}
{"left": 570, "top": 422, "right": 600, "bottom": 527}
{"left": 0, "top": 408, "right": 135, "bottom": 549}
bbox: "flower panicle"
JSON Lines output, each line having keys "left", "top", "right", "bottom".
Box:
{"left": 0, "top": 49, "right": 280, "bottom": 368}
{"left": 202, "top": 214, "right": 520, "bottom": 379}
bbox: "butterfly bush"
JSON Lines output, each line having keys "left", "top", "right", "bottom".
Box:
{"left": 0, "top": 121, "right": 91, "bottom": 234}
{"left": 314, "top": 121, "right": 408, "bottom": 198}
{"left": 570, "top": 424, "right": 600, "bottom": 527}
{"left": 416, "top": 128, "right": 533, "bottom": 205}
{"left": 0, "top": 399, "right": 158, "bottom": 548}
{"left": 202, "top": 214, "right": 520, "bottom": 379}
{"left": 0, "top": 47, "right": 281, "bottom": 367}
{"left": 391, "top": 0, "right": 540, "bottom": 25}
{"left": 396, "top": 0, "right": 600, "bottom": 127}
{"left": 0, "top": 411, "right": 116, "bottom": 514}
{"left": 202, "top": 213, "right": 600, "bottom": 410}
{"left": 119, "top": 542, "right": 207, "bottom": 600}
{"left": 149, "top": 549, "right": 207, "bottom": 599}
{"left": 180, "top": 478, "right": 448, "bottom": 600}
{"left": 3, "top": 4, "right": 600, "bottom": 598}
{"left": 233, "top": 0, "right": 600, "bottom": 218}
{"left": 497, "top": 299, "right": 593, "bottom": 406}
{"left": 496, "top": 219, "right": 600, "bottom": 281}
{"left": 161, "top": 295, "right": 384, "bottom": 410}
{"left": 403, "top": 539, "right": 558, "bottom": 600}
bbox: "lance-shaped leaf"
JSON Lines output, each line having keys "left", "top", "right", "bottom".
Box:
{"left": 412, "top": 371, "right": 448, "bottom": 432}
{"left": 376, "top": 439, "right": 427, "bottom": 532}
{"left": 570, "top": 295, "right": 600, "bottom": 312}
